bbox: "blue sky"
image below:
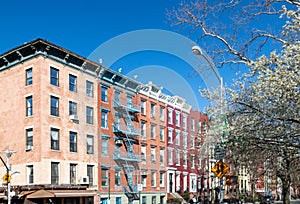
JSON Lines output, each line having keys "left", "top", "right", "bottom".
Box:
{"left": 0, "top": 0, "right": 234, "bottom": 111}
{"left": 0, "top": 0, "right": 178, "bottom": 56}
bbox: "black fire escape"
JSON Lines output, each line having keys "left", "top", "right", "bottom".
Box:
{"left": 112, "top": 96, "right": 140, "bottom": 202}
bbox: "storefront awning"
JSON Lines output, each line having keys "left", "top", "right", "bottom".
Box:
{"left": 51, "top": 190, "right": 96, "bottom": 197}
{"left": 27, "top": 190, "right": 54, "bottom": 198}
{"left": 23, "top": 189, "right": 96, "bottom": 199}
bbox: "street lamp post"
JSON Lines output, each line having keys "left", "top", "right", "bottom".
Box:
{"left": 0, "top": 150, "right": 15, "bottom": 204}
{"left": 192, "top": 45, "right": 225, "bottom": 203}
{"left": 192, "top": 46, "right": 223, "bottom": 99}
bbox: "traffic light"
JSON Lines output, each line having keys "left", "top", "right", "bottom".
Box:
{"left": 225, "top": 175, "right": 238, "bottom": 186}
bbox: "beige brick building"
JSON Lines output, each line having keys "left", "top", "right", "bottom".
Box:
{"left": 0, "top": 39, "right": 99, "bottom": 203}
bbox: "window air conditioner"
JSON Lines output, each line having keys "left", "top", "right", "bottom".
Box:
{"left": 115, "top": 140, "right": 123, "bottom": 146}
{"left": 80, "top": 176, "right": 89, "bottom": 185}
{"left": 69, "top": 115, "right": 79, "bottom": 121}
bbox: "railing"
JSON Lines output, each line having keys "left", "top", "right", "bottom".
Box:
{"left": 123, "top": 186, "right": 140, "bottom": 200}
{"left": 113, "top": 98, "right": 140, "bottom": 113}
{"left": 113, "top": 151, "right": 140, "bottom": 162}
{"left": 112, "top": 123, "right": 140, "bottom": 137}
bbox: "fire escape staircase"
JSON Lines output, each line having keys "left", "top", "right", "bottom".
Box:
{"left": 113, "top": 99, "right": 140, "bottom": 201}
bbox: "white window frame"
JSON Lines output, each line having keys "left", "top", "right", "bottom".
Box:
{"left": 175, "top": 111, "right": 180, "bottom": 126}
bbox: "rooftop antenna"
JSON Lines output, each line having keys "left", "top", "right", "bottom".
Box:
{"left": 99, "top": 58, "right": 103, "bottom": 65}
{"left": 118, "top": 68, "right": 122, "bottom": 73}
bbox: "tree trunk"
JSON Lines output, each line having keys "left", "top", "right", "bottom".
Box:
{"left": 282, "top": 178, "right": 291, "bottom": 204}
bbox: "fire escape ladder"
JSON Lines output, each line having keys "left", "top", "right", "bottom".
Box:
{"left": 112, "top": 99, "right": 140, "bottom": 200}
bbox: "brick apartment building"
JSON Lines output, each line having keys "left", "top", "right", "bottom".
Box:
{"left": 0, "top": 39, "right": 99, "bottom": 204}
{"left": 0, "top": 39, "right": 209, "bottom": 204}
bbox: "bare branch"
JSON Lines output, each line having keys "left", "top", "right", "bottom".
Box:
{"left": 194, "top": 22, "right": 253, "bottom": 65}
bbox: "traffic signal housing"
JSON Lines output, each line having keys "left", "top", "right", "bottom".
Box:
{"left": 225, "top": 175, "right": 238, "bottom": 186}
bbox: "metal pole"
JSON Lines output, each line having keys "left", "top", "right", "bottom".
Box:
{"left": 6, "top": 150, "right": 11, "bottom": 204}
{"left": 192, "top": 46, "right": 224, "bottom": 203}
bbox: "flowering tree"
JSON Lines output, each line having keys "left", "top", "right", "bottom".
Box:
{"left": 170, "top": 1, "right": 300, "bottom": 204}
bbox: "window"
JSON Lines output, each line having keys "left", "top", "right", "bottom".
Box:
{"left": 151, "top": 147, "right": 156, "bottom": 163}
{"left": 150, "top": 103, "right": 156, "bottom": 118}
{"left": 115, "top": 170, "right": 121, "bottom": 186}
{"left": 191, "top": 118, "right": 195, "bottom": 131}
{"left": 114, "top": 114, "right": 120, "bottom": 129}
{"left": 175, "top": 111, "right": 180, "bottom": 126}
{"left": 50, "top": 96, "right": 59, "bottom": 117}
{"left": 116, "top": 197, "right": 122, "bottom": 204}
{"left": 69, "top": 101, "right": 77, "bottom": 116}
{"left": 141, "top": 121, "right": 146, "bottom": 139}
{"left": 168, "top": 108, "right": 173, "bottom": 124}
{"left": 190, "top": 175, "right": 197, "bottom": 192}
{"left": 50, "top": 67, "right": 59, "bottom": 86}
{"left": 127, "top": 95, "right": 133, "bottom": 108}
{"left": 87, "top": 135, "right": 94, "bottom": 154}
{"left": 101, "top": 85, "right": 108, "bottom": 102}
{"left": 114, "top": 90, "right": 120, "bottom": 103}
{"left": 26, "top": 96, "right": 33, "bottom": 116}
{"left": 198, "top": 121, "right": 202, "bottom": 133}
{"left": 183, "top": 152, "right": 187, "bottom": 167}
{"left": 27, "top": 165, "right": 34, "bottom": 184}
{"left": 26, "top": 128, "right": 33, "bottom": 150}
{"left": 102, "top": 138, "right": 108, "bottom": 156}
{"left": 152, "top": 196, "right": 156, "bottom": 204}
{"left": 142, "top": 196, "right": 147, "bottom": 204}
{"left": 26, "top": 68, "right": 32, "bottom": 86}
{"left": 176, "top": 150, "right": 180, "bottom": 165}
{"left": 160, "top": 106, "right": 165, "bottom": 121}
{"left": 87, "top": 165, "right": 94, "bottom": 186}
{"left": 50, "top": 128, "right": 59, "bottom": 150}
{"left": 183, "top": 133, "right": 187, "bottom": 148}
{"left": 69, "top": 74, "right": 77, "bottom": 92}
{"left": 160, "top": 148, "right": 165, "bottom": 165}
{"left": 101, "top": 110, "right": 108, "bottom": 128}
{"left": 86, "top": 81, "right": 94, "bottom": 97}
{"left": 141, "top": 146, "right": 146, "bottom": 161}
{"left": 191, "top": 155, "right": 195, "bottom": 168}
{"left": 160, "top": 172, "right": 165, "bottom": 187}
{"left": 183, "top": 115, "right": 187, "bottom": 130}
{"left": 160, "top": 126, "right": 165, "bottom": 141}
{"left": 168, "top": 148, "right": 173, "bottom": 164}
{"left": 101, "top": 168, "right": 108, "bottom": 186}
{"left": 142, "top": 171, "right": 147, "bottom": 187}
{"left": 191, "top": 137, "right": 195, "bottom": 149}
{"left": 150, "top": 124, "right": 156, "bottom": 140}
{"left": 168, "top": 128, "right": 173, "bottom": 144}
{"left": 151, "top": 171, "right": 156, "bottom": 187}
{"left": 70, "top": 132, "right": 77, "bottom": 152}
{"left": 51, "top": 162, "right": 59, "bottom": 185}
{"left": 198, "top": 157, "right": 202, "bottom": 169}
{"left": 86, "top": 106, "right": 93, "bottom": 124}
{"left": 101, "top": 198, "right": 108, "bottom": 204}
{"left": 175, "top": 131, "right": 180, "bottom": 145}
{"left": 141, "top": 100, "right": 146, "bottom": 115}
{"left": 70, "top": 164, "right": 77, "bottom": 184}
